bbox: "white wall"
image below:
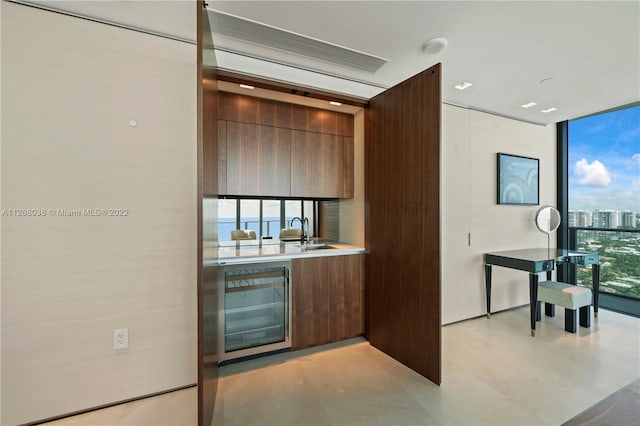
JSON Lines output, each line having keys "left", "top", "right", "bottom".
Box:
{"left": 1, "top": 3, "right": 197, "bottom": 424}
{"left": 442, "top": 104, "right": 556, "bottom": 325}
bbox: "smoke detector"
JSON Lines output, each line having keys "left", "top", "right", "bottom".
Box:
{"left": 422, "top": 37, "right": 448, "bottom": 54}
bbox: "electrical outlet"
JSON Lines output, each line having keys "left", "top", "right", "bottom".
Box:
{"left": 113, "top": 328, "right": 128, "bottom": 350}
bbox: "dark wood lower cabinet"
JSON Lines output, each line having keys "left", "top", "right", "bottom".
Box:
{"left": 291, "top": 254, "right": 364, "bottom": 350}
{"left": 291, "top": 256, "right": 329, "bottom": 349}
{"left": 328, "top": 255, "right": 364, "bottom": 341}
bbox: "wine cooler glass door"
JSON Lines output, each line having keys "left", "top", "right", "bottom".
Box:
{"left": 224, "top": 264, "right": 288, "bottom": 356}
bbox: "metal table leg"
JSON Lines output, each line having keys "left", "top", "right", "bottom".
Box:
{"left": 529, "top": 273, "right": 539, "bottom": 336}
{"left": 592, "top": 263, "right": 600, "bottom": 318}
{"left": 485, "top": 264, "right": 492, "bottom": 318}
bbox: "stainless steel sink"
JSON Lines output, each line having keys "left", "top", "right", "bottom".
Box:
{"left": 296, "top": 243, "right": 336, "bottom": 250}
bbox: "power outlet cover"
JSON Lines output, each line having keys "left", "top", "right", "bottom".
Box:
{"left": 113, "top": 328, "right": 129, "bottom": 350}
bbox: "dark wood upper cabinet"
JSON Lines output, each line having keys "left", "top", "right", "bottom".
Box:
{"left": 218, "top": 92, "right": 355, "bottom": 199}
{"left": 220, "top": 92, "right": 353, "bottom": 137}
{"left": 290, "top": 131, "right": 344, "bottom": 198}
{"left": 220, "top": 93, "right": 294, "bottom": 129}
{"left": 225, "top": 122, "right": 291, "bottom": 196}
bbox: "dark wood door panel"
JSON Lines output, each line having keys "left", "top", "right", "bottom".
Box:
{"left": 365, "top": 64, "right": 441, "bottom": 385}
{"left": 198, "top": 3, "right": 219, "bottom": 425}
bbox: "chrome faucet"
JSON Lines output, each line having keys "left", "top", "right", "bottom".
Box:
{"left": 290, "top": 216, "right": 311, "bottom": 244}
{"left": 302, "top": 217, "right": 310, "bottom": 244}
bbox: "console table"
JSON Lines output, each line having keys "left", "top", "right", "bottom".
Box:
{"left": 483, "top": 248, "right": 600, "bottom": 336}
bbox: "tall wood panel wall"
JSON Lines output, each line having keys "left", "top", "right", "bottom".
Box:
{"left": 365, "top": 64, "right": 442, "bottom": 384}
{"left": 198, "top": 3, "right": 220, "bottom": 426}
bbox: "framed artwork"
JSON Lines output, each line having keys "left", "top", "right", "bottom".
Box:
{"left": 497, "top": 153, "right": 539, "bottom": 205}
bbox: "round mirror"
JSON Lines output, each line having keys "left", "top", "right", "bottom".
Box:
{"left": 534, "top": 205, "right": 561, "bottom": 234}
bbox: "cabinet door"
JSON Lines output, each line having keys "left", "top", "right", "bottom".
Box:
{"left": 328, "top": 254, "right": 365, "bottom": 341}
{"left": 226, "top": 122, "right": 291, "bottom": 197}
{"left": 291, "top": 131, "right": 343, "bottom": 198}
{"left": 291, "top": 257, "right": 329, "bottom": 350}
{"left": 292, "top": 255, "right": 365, "bottom": 350}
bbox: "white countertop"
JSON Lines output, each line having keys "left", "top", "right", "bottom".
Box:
{"left": 204, "top": 240, "right": 365, "bottom": 266}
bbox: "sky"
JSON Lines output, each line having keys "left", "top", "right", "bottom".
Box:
{"left": 569, "top": 105, "right": 640, "bottom": 212}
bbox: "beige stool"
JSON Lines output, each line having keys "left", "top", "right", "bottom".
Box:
{"left": 536, "top": 281, "right": 592, "bottom": 333}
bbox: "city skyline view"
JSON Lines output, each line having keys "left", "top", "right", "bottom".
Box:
{"left": 568, "top": 104, "right": 640, "bottom": 213}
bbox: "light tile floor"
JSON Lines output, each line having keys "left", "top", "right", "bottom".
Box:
{"left": 40, "top": 385, "right": 197, "bottom": 426}
{"left": 42, "top": 306, "right": 640, "bottom": 426}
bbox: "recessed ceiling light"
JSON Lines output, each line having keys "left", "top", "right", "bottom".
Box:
{"left": 454, "top": 81, "right": 472, "bottom": 91}
{"left": 239, "top": 84, "right": 254, "bottom": 90}
{"left": 521, "top": 102, "right": 537, "bottom": 109}
{"left": 329, "top": 101, "right": 342, "bottom": 106}
{"left": 541, "top": 107, "right": 557, "bottom": 113}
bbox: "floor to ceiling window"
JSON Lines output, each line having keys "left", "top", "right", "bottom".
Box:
{"left": 566, "top": 104, "right": 640, "bottom": 314}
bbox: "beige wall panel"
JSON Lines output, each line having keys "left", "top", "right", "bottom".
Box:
{"left": 441, "top": 104, "right": 556, "bottom": 324}
{"left": 441, "top": 105, "right": 474, "bottom": 323}
{"left": 339, "top": 109, "right": 365, "bottom": 246}
{"left": 1, "top": 3, "right": 197, "bottom": 424}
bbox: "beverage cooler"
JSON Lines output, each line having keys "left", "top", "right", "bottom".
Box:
{"left": 219, "top": 261, "right": 291, "bottom": 361}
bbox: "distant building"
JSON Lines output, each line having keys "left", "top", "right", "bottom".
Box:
{"left": 569, "top": 209, "right": 637, "bottom": 228}
{"left": 593, "top": 210, "right": 619, "bottom": 229}
{"left": 621, "top": 211, "right": 636, "bottom": 228}
{"left": 568, "top": 210, "right": 593, "bottom": 227}
{"left": 577, "top": 210, "right": 592, "bottom": 227}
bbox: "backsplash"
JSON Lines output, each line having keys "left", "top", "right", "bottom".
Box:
{"left": 319, "top": 200, "right": 340, "bottom": 241}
